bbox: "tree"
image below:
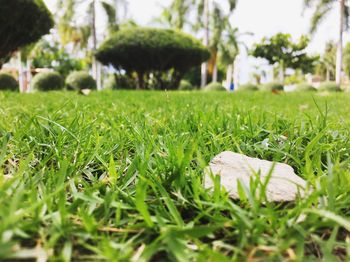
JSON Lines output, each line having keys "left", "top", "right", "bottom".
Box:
{"left": 0, "top": 0, "right": 53, "bottom": 68}
{"left": 195, "top": 0, "right": 237, "bottom": 87}
{"left": 30, "top": 40, "right": 87, "bottom": 78}
{"left": 157, "top": 0, "right": 194, "bottom": 30}
{"left": 56, "top": 0, "right": 126, "bottom": 90}
{"left": 218, "top": 26, "right": 245, "bottom": 89}
{"left": 304, "top": 0, "right": 348, "bottom": 85}
{"left": 315, "top": 41, "right": 336, "bottom": 81}
{"left": 96, "top": 28, "right": 210, "bottom": 90}
{"left": 251, "top": 33, "right": 319, "bottom": 83}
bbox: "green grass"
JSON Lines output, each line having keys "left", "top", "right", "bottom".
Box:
{"left": 0, "top": 90, "right": 350, "bottom": 261}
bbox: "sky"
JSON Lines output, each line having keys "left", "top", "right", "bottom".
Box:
{"left": 44, "top": 0, "right": 343, "bottom": 83}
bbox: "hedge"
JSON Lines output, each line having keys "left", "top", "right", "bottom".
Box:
{"left": 96, "top": 27, "right": 210, "bottom": 90}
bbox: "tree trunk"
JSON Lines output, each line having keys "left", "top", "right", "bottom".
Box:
{"left": 26, "top": 59, "right": 32, "bottom": 93}
{"left": 17, "top": 52, "right": 24, "bottom": 93}
{"left": 225, "top": 64, "right": 233, "bottom": 90}
{"left": 279, "top": 61, "right": 285, "bottom": 84}
{"left": 336, "top": 0, "right": 345, "bottom": 86}
{"left": 326, "top": 66, "right": 330, "bottom": 82}
{"left": 137, "top": 71, "right": 144, "bottom": 90}
{"left": 171, "top": 71, "right": 184, "bottom": 90}
{"left": 212, "top": 63, "right": 218, "bottom": 83}
{"left": 91, "top": 0, "right": 102, "bottom": 90}
{"left": 200, "top": 0, "right": 209, "bottom": 88}
{"left": 233, "top": 60, "right": 238, "bottom": 91}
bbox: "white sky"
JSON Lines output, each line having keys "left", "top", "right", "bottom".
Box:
{"left": 44, "top": 0, "right": 344, "bottom": 83}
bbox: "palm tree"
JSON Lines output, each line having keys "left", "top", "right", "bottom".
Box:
{"left": 195, "top": 0, "right": 237, "bottom": 87}
{"left": 57, "top": 0, "right": 123, "bottom": 90}
{"left": 304, "top": 0, "right": 347, "bottom": 85}
{"left": 157, "top": 0, "right": 194, "bottom": 30}
{"left": 209, "top": 3, "right": 229, "bottom": 82}
{"left": 218, "top": 25, "right": 249, "bottom": 90}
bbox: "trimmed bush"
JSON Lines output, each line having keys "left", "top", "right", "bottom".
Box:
{"left": 238, "top": 83, "right": 258, "bottom": 91}
{"left": 261, "top": 82, "right": 284, "bottom": 92}
{"left": 0, "top": 73, "right": 18, "bottom": 91}
{"left": 319, "top": 82, "right": 341, "bottom": 92}
{"left": 31, "top": 72, "right": 64, "bottom": 91}
{"left": 0, "top": 0, "right": 53, "bottom": 67}
{"left": 179, "top": 80, "right": 194, "bottom": 91}
{"left": 204, "top": 82, "right": 226, "bottom": 91}
{"left": 96, "top": 27, "right": 210, "bottom": 90}
{"left": 66, "top": 71, "right": 96, "bottom": 91}
{"left": 295, "top": 83, "right": 316, "bottom": 92}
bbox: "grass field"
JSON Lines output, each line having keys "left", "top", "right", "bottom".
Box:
{"left": 1, "top": 90, "right": 350, "bottom": 261}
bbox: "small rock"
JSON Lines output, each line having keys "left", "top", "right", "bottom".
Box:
{"left": 79, "top": 89, "right": 92, "bottom": 96}
{"left": 204, "top": 151, "right": 308, "bottom": 202}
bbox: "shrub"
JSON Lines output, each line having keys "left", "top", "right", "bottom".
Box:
{"left": 179, "top": 80, "right": 194, "bottom": 91}
{"left": 104, "top": 74, "right": 117, "bottom": 90}
{"left": 96, "top": 27, "right": 210, "bottom": 90}
{"left": 319, "top": 82, "right": 341, "bottom": 92}
{"left": 0, "top": 73, "right": 18, "bottom": 91}
{"left": 295, "top": 83, "right": 316, "bottom": 92}
{"left": 260, "top": 82, "right": 284, "bottom": 91}
{"left": 0, "top": 0, "right": 53, "bottom": 68}
{"left": 66, "top": 71, "right": 96, "bottom": 91}
{"left": 31, "top": 72, "right": 64, "bottom": 91}
{"left": 238, "top": 83, "right": 258, "bottom": 91}
{"left": 204, "top": 82, "right": 226, "bottom": 91}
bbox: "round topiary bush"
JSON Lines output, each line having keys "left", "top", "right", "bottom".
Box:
{"left": 204, "top": 82, "right": 226, "bottom": 91}
{"left": 0, "top": 0, "right": 53, "bottom": 67}
{"left": 318, "top": 82, "right": 341, "bottom": 92}
{"left": 179, "top": 80, "right": 194, "bottom": 91}
{"left": 238, "top": 83, "right": 258, "bottom": 91}
{"left": 295, "top": 83, "right": 316, "bottom": 92}
{"left": 260, "top": 82, "right": 284, "bottom": 92}
{"left": 0, "top": 73, "right": 18, "bottom": 91}
{"left": 66, "top": 71, "right": 96, "bottom": 91}
{"left": 96, "top": 27, "right": 210, "bottom": 90}
{"left": 31, "top": 72, "right": 64, "bottom": 91}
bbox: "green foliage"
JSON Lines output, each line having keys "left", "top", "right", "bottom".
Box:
{"left": 238, "top": 83, "right": 259, "bottom": 91}
{"left": 31, "top": 72, "right": 64, "bottom": 91}
{"left": 285, "top": 70, "right": 305, "bottom": 85}
{"left": 31, "top": 40, "right": 86, "bottom": 78}
{"left": 304, "top": 0, "right": 342, "bottom": 34}
{"left": 0, "top": 0, "right": 53, "bottom": 66}
{"left": 104, "top": 74, "right": 117, "bottom": 90}
{"left": 179, "top": 80, "right": 194, "bottom": 91}
{"left": 204, "top": 82, "right": 226, "bottom": 91}
{"left": 0, "top": 73, "right": 18, "bottom": 91}
{"left": 66, "top": 71, "right": 96, "bottom": 90}
{"left": 261, "top": 82, "right": 284, "bottom": 91}
{"left": 295, "top": 83, "right": 317, "bottom": 92}
{"left": 343, "top": 42, "right": 350, "bottom": 80}
{"left": 96, "top": 27, "right": 210, "bottom": 89}
{"left": 251, "top": 33, "right": 319, "bottom": 76}
{"left": 158, "top": 0, "right": 194, "bottom": 30}
{"left": 319, "top": 82, "right": 342, "bottom": 92}
{"left": 315, "top": 41, "right": 336, "bottom": 81}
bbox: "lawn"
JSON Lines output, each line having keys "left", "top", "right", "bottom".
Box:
{"left": 0, "top": 90, "right": 350, "bottom": 261}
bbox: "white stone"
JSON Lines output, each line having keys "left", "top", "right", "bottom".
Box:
{"left": 80, "top": 89, "right": 92, "bottom": 96}
{"left": 204, "top": 151, "right": 309, "bottom": 202}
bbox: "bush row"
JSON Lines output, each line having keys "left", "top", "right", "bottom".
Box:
{"left": 237, "top": 82, "right": 342, "bottom": 92}
{"left": 0, "top": 71, "right": 96, "bottom": 92}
